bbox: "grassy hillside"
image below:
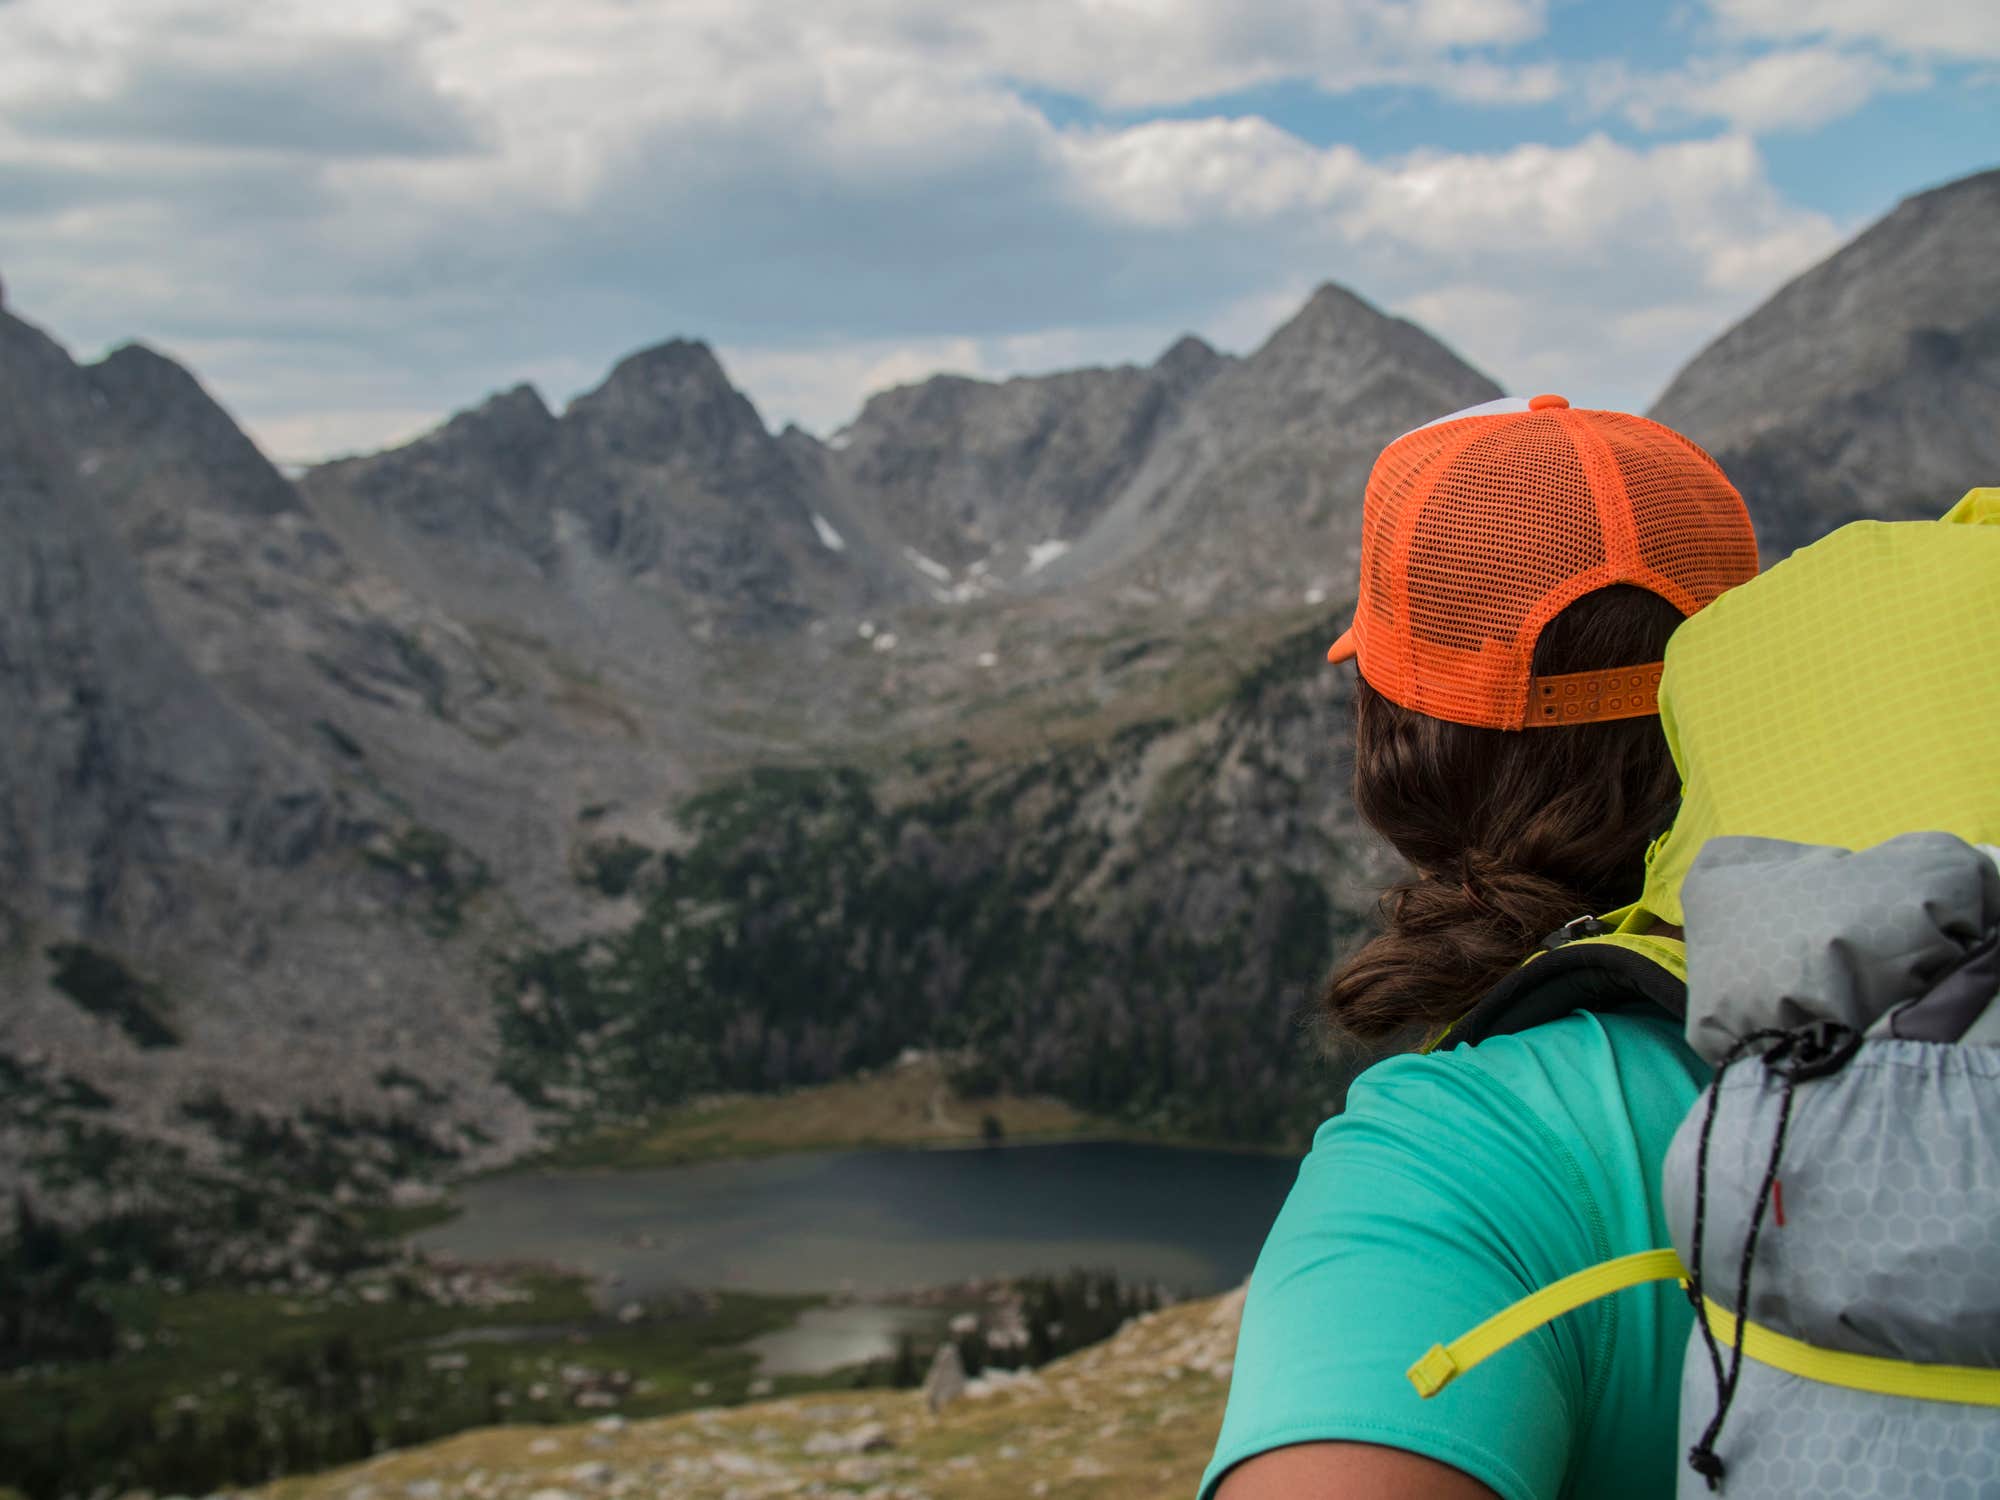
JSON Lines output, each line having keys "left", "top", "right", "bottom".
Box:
{"left": 256, "top": 1287, "right": 1247, "bottom": 1500}
{"left": 536, "top": 1052, "right": 1100, "bottom": 1169}
{"left": 0, "top": 1263, "right": 827, "bottom": 1500}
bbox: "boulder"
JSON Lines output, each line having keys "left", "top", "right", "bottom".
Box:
{"left": 923, "top": 1341, "right": 967, "bottom": 1414}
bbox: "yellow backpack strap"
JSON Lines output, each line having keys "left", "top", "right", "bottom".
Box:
{"left": 1699, "top": 1300, "right": 2000, "bottom": 1408}
{"left": 1409, "top": 1249, "right": 2000, "bottom": 1407}
{"left": 1407, "top": 1249, "right": 1687, "bottom": 1397}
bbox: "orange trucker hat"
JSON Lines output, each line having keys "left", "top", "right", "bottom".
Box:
{"left": 1326, "top": 394, "right": 1756, "bottom": 730}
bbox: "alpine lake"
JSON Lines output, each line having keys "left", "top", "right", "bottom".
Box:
{"left": 0, "top": 1087, "right": 1305, "bottom": 1500}
{"left": 417, "top": 1138, "right": 1301, "bottom": 1377}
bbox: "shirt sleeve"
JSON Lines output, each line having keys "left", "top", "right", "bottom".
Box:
{"left": 1199, "top": 1049, "right": 1614, "bottom": 1500}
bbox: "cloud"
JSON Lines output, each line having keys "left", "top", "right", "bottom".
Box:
{"left": 1119, "top": 130, "right": 1842, "bottom": 407}
{"left": 3, "top": 2, "right": 482, "bottom": 158}
{"left": 1705, "top": 0, "right": 2000, "bottom": 59}
{"left": 1062, "top": 125, "right": 1837, "bottom": 299}
{"left": 781, "top": 0, "right": 1553, "bottom": 110}
{"left": 0, "top": 0, "right": 1847, "bottom": 458}
{"left": 0, "top": 157, "right": 103, "bottom": 217}
{"left": 1058, "top": 118, "right": 1368, "bottom": 229}
{"left": 19, "top": 42, "right": 483, "bottom": 157}
{"left": 1591, "top": 47, "right": 1928, "bottom": 134}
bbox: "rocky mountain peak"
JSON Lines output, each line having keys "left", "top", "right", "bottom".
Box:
{"left": 428, "top": 383, "right": 557, "bottom": 487}
{"left": 1152, "top": 333, "right": 1225, "bottom": 393}
{"left": 1216, "top": 279, "right": 1500, "bottom": 437}
{"left": 566, "top": 338, "right": 769, "bottom": 466}
{"left": 1259, "top": 281, "right": 1440, "bottom": 365}
{"left": 0, "top": 303, "right": 83, "bottom": 395}
{"left": 302, "top": 326, "right": 872, "bottom": 645}
{"left": 472, "top": 381, "right": 555, "bottom": 430}
{"left": 0, "top": 320, "right": 323, "bottom": 945}
{"left": 1649, "top": 165, "right": 2000, "bottom": 561}
{"left": 531, "top": 337, "right": 866, "bottom": 628}
{"left": 0, "top": 331, "right": 306, "bottom": 559}
{"left": 1023, "top": 276, "right": 1500, "bottom": 598}
{"left": 848, "top": 373, "right": 977, "bottom": 430}
{"left": 823, "top": 350, "right": 1227, "bottom": 574}
{"left": 303, "top": 378, "right": 562, "bottom": 564}
{"left": 1225, "top": 280, "right": 1501, "bottom": 435}
{"left": 1266, "top": 281, "right": 1392, "bottom": 347}
{"left": 1653, "top": 167, "right": 2000, "bottom": 435}
{"left": 81, "top": 341, "right": 301, "bottom": 523}
{"left": 601, "top": 336, "right": 734, "bottom": 389}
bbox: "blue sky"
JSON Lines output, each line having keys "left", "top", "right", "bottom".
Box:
{"left": 0, "top": 0, "right": 1993, "bottom": 459}
{"left": 1015, "top": 0, "right": 2000, "bottom": 219}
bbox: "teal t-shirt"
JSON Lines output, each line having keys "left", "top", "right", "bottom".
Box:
{"left": 1201, "top": 1009, "right": 1707, "bottom": 1500}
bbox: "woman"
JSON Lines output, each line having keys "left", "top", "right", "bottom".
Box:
{"left": 1202, "top": 395, "right": 1758, "bottom": 1500}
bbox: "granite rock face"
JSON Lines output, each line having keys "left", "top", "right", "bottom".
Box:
{"left": 816, "top": 336, "right": 1227, "bottom": 581}
{"left": 546, "top": 340, "right": 864, "bottom": 632}
{"left": 309, "top": 281, "right": 1500, "bottom": 681}
{"left": 802, "top": 283, "right": 1501, "bottom": 617}
{"left": 0, "top": 313, "right": 283, "bottom": 942}
{"left": 1029, "top": 282, "right": 1503, "bottom": 610}
{"left": 316, "top": 383, "right": 561, "bottom": 574}
{"left": 309, "top": 339, "right": 898, "bottom": 648}
{"left": 0, "top": 308, "right": 536, "bottom": 1226}
{"left": 1651, "top": 167, "right": 2000, "bottom": 562}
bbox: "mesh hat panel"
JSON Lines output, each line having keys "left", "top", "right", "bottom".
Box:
{"left": 1339, "top": 398, "right": 1758, "bottom": 730}
{"left": 1404, "top": 418, "right": 1608, "bottom": 654}
{"left": 1361, "top": 422, "right": 1476, "bottom": 695}
{"left": 1363, "top": 429, "right": 1460, "bottom": 619}
{"left": 1613, "top": 429, "right": 1761, "bottom": 604}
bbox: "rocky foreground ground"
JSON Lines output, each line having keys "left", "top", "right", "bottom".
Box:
{"left": 257, "top": 1287, "right": 1246, "bottom": 1500}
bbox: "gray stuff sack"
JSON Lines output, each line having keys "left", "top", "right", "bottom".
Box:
{"left": 1663, "top": 831, "right": 2000, "bottom": 1497}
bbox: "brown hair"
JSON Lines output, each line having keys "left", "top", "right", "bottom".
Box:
{"left": 1320, "top": 585, "right": 1686, "bottom": 1042}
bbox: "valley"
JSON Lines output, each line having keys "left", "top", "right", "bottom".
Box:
{"left": 3, "top": 164, "right": 1998, "bottom": 1500}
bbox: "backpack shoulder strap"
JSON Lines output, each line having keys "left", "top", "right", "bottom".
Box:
{"left": 1425, "top": 926, "right": 1688, "bottom": 1053}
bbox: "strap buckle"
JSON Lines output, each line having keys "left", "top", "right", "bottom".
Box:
{"left": 1538, "top": 915, "right": 1611, "bottom": 952}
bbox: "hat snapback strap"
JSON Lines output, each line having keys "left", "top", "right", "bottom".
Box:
{"left": 1523, "top": 664, "right": 1664, "bottom": 728}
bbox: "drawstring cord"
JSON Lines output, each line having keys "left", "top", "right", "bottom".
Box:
{"left": 1685, "top": 1021, "right": 1860, "bottom": 1491}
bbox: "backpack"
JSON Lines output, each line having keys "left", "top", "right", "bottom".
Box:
{"left": 1405, "top": 494, "right": 2000, "bottom": 1496}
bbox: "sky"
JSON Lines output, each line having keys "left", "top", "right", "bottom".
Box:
{"left": 1, "top": 0, "right": 1994, "bottom": 463}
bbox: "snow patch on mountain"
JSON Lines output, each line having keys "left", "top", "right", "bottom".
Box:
{"left": 1024, "top": 540, "right": 1071, "bottom": 575}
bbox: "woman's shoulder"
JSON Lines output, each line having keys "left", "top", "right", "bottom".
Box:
{"left": 1322, "top": 1007, "right": 1705, "bottom": 1164}
{"left": 1283, "top": 1008, "right": 1705, "bottom": 1270}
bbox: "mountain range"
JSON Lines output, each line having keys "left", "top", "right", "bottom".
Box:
{"left": 4, "top": 165, "right": 1996, "bottom": 1247}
